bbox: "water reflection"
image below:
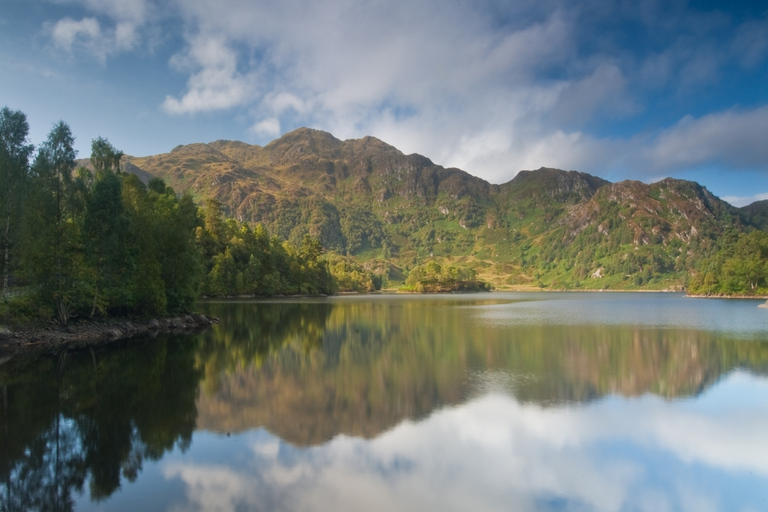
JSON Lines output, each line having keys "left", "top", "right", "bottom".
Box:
{"left": 194, "top": 295, "right": 768, "bottom": 444}
{"left": 164, "top": 371, "right": 768, "bottom": 512}
{"left": 1, "top": 336, "right": 200, "bottom": 511}
{"left": 2, "top": 293, "right": 768, "bottom": 511}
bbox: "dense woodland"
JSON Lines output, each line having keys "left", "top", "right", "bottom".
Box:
{"left": 401, "top": 261, "right": 491, "bottom": 292}
{"left": 0, "top": 108, "right": 335, "bottom": 325}
{"left": 686, "top": 230, "right": 768, "bottom": 296}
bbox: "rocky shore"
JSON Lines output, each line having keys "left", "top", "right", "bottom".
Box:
{"left": 0, "top": 314, "right": 219, "bottom": 358}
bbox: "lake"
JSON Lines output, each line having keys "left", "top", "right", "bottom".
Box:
{"left": 2, "top": 292, "right": 768, "bottom": 512}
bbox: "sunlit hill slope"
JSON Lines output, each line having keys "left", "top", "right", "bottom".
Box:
{"left": 123, "top": 128, "right": 763, "bottom": 290}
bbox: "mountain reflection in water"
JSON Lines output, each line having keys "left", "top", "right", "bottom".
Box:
{"left": 1, "top": 293, "right": 767, "bottom": 511}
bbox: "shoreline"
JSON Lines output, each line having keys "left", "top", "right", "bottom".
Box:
{"left": 685, "top": 294, "right": 768, "bottom": 300}
{"left": 0, "top": 314, "right": 218, "bottom": 359}
{"left": 5, "top": 289, "right": 764, "bottom": 359}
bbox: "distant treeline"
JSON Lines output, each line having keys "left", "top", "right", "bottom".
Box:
{"left": 0, "top": 108, "right": 335, "bottom": 324}
{"left": 197, "top": 199, "right": 334, "bottom": 297}
{"left": 401, "top": 261, "right": 491, "bottom": 292}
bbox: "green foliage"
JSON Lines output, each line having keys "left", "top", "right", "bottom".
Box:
{"left": 22, "top": 121, "right": 85, "bottom": 323}
{"left": 687, "top": 231, "right": 768, "bottom": 296}
{"left": 328, "top": 255, "right": 388, "bottom": 292}
{"left": 83, "top": 165, "right": 131, "bottom": 315}
{"left": 0, "top": 107, "right": 34, "bottom": 300}
{"left": 1, "top": 115, "right": 205, "bottom": 323}
{"left": 340, "top": 206, "right": 385, "bottom": 253}
{"left": 90, "top": 136, "right": 124, "bottom": 176}
{"left": 198, "top": 204, "right": 335, "bottom": 296}
{"left": 402, "top": 261, "right": 491, "bottom": 292}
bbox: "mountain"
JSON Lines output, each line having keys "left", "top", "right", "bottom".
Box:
{"left": 123, "top": 128, "right": 761, "bottom": 289}
{"left": 741, "top": 199, "right": 768, "bottom": 230}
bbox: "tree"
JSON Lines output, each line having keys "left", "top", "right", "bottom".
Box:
{"left": 89, "top": 136, "right": 123, "bottom": 176}
{"left": 121, "top": 175, "right": 203, "bottom": 314}
{"left": 0, "top": 107, "right": 34, "bottom": 299}
{"left": 23, "top": 121, "right": 84, "bottom": 324}
{"left": 83, "top": 154, "right": 131, "bottom": 316}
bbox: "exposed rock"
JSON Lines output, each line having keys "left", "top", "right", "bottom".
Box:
{"left": 0, "top": 314, "right": 219, "bottom": 358}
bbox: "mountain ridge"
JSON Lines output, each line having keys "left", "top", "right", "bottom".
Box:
{"left": 121, "top": 127, "right": 763, "bottom": 289}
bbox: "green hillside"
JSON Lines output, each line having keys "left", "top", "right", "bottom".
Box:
{"left": 124, "top": 128, "right": 767, "bottom": 292}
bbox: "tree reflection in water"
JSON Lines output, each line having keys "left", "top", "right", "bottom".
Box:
{"left": 194, "top": 297, "right": 768, "bottom": 445}
{"left": 1, "top": 335, "right": 201, "bottom": 512}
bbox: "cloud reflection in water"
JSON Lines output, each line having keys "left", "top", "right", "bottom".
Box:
{"left": 163, "top": 370, "right": 768, "bottom": 512}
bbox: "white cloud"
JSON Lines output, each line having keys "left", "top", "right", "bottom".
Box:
{"left": 50, "top": 17, "right": 102, "bottom": 52}
{"left": 732, "top": 16, "right": 768, "bottom": 68}
{"left": 152, "top": 0, "right": 768, "bottom": 184}
{"left": 44, "top": 0, "right": 153, "bottom": 62}
{"left": 47, "top": 13, "right": 141, "bottom": 60}
{"left": 162, "top": 35, "right": 258, "bottom": 114}
{"left": 723, "top": 192, "right": 768, "bottom": 208}
{"left": 250, "top": 117, "right": 280, "bottom": 137}
{"left": 38, "top": 0, "right": 768, "bottom": 185}
{"left": 645, "top": 106, "right": 768, "bottom": 172}
{"left": 114, "top": 21, "right": 137, "bottom": 49}
{"left": 150, "top": 0, "right": 584, "bottom": 179}
{"left": 164, "top": 464, "right": 261, "bottom": 511}
{"left": 264, "top": 92, "right": 307, "bottom": 116}
{"left": 550, "top": 63, "right": 639, "bottom": 126}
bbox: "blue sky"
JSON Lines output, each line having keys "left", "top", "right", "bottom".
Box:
{"left": 2, "top": 0, "right": 768, "bottom": 206}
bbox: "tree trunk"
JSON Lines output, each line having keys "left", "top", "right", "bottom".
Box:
{"left": 90, "top": 288, "right": 98, "bottom": 319}
{"left": 1, "top": 214, "right": 10, "bottom": 299}
{"left": 57, "top": 299, "right": 70, "bottom": 326}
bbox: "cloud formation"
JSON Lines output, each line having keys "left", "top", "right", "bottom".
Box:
{"left": 49, "top": 16, "right": 138, "bottom": 61}
{"left": 46, "top": 0, "right": 150, "bottom": 61}
{"left": 647, "top": 106, "right": 768, "bottom": 171}
{"left": 162, "top": 35, "right": 259, "bottom": 114}
{"left": 34, "top": 0, "right": 768, "bottom": 189}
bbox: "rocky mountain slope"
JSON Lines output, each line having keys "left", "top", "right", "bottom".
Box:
{"left": 123, "top": 128, "right": 763, "bottom": 289}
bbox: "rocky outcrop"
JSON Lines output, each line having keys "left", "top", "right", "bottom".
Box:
{"left": 0, "top": 314, "right": 218, "bottom": 357}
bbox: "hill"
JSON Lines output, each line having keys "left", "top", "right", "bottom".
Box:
{"left": 123, "top": 128, "right": 762, "bottom": 290}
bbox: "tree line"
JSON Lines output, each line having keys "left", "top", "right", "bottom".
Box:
{"left": 0, "top": 107, "right": 335, "bottom": 324}
{"left": 687, "top": 230, "right": 768, "bottom": 296}
{"left": 401, "top": 260, "right": 491, "bottom": 292}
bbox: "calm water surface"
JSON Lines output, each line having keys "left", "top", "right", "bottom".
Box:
{"left": 2, "top": 293, "right": 768, "bottom": 512}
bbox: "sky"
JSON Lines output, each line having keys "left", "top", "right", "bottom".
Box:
{"left": 2, "top": 0, "right": 768, "bottom": 206}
